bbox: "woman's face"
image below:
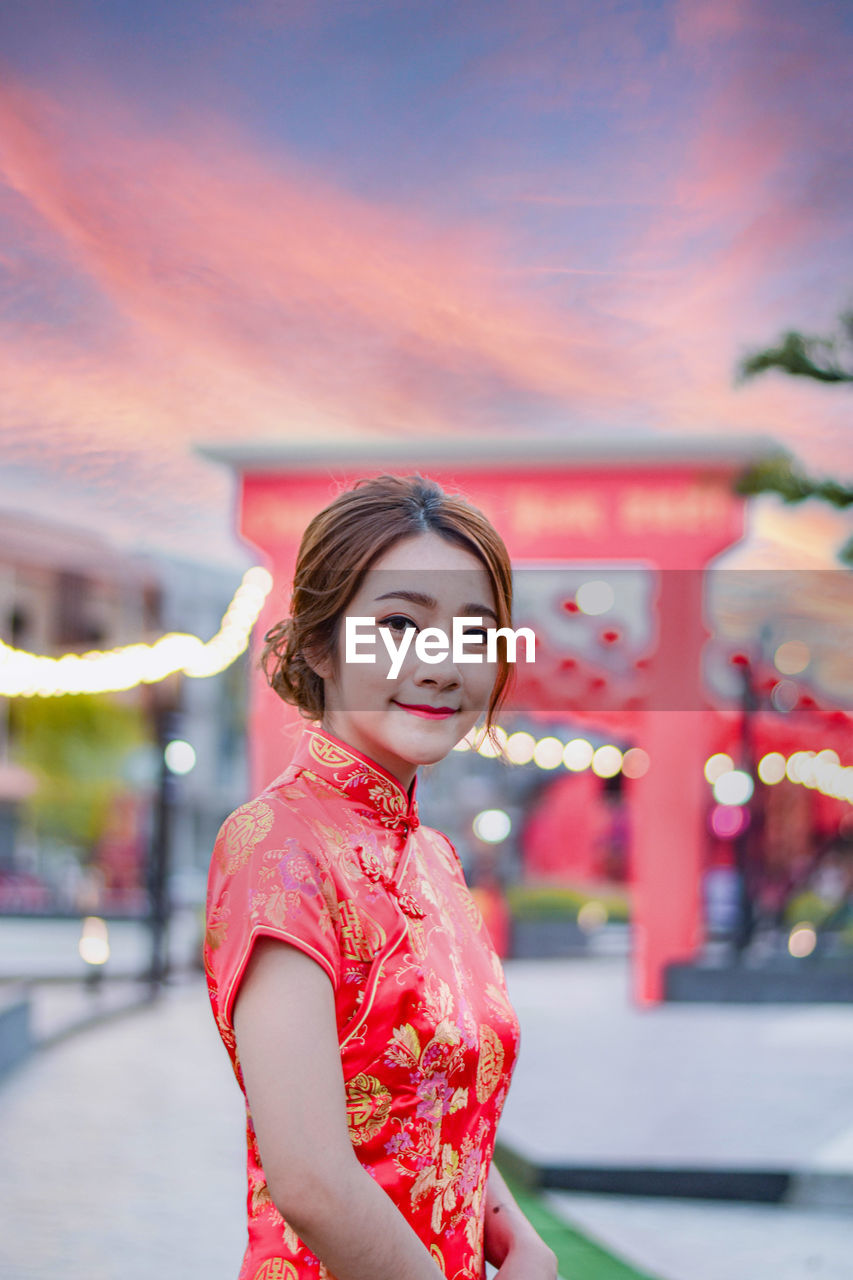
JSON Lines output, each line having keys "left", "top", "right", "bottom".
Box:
{"left": 317, "top": 530, "right": 501, "bottom": 790}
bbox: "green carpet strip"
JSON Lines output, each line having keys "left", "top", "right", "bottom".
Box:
{"left": 495, "top": 1160, "right": 662, "bottom": 1280}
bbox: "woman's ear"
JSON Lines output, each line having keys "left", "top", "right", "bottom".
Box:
{"left": 302, "top": 641, "right": 334, "bottom": 681}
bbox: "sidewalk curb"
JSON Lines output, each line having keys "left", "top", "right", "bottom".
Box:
{"left": 35, "top": 988, "right": 160, "bottom": 1053}
{"left": 495, "top": 1140, "right": 853, "bottom": 1210}
{"left": 494, "top": 1156, "right": 664, "bottom": 1280}
{"left": 0, "top": 980, "right": 169, "bottom": 1082}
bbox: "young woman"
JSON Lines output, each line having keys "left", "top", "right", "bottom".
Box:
{"left": 204, "top": 475, "right": 558, "bottom": 1280}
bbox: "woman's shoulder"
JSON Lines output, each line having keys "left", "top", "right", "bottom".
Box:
{"left": 212, "top": 758, "right": 377, "bottom": 888}
{"left": 211, "top": 767, "right": 331, "bottom": 875}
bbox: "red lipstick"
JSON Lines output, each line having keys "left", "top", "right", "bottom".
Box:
{"left": 394, "top": 702, "right": 458, "bottom": 720}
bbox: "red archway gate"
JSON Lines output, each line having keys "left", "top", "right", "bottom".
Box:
{"left": 205, "top": 435, "right": 779, "bottom": 1003}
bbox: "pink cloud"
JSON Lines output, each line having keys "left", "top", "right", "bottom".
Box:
{"left": 0, "top": 77, "right": 633, "bottom": 439}
{"left": 0, "top": 34, "right": 850, "bottom": 566}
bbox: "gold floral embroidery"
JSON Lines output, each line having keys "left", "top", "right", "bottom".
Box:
{"left": 249, "top": 1177, "right": 273, "bottom": 1215}
{"left": 421, "top": 973, "right": 455, "bottom": 1025}
{"left": 338, "top": 899, "right": 386, "bottom": 962}
{"left": 307, "top": 733, "right": 354, "bottom": 768}
{"left": 205, "top": 920, "right": 227, "bottom": 950}
{"left": 455, "top": 881, "right": 486, "bottom": 931}
{"left": 484, "top": 982, "right": 516, "bottom": 1023}
{"left": 406, "top": 914, "right": 428, "bottom": 960}
{"left": 205, "top": 898, "right": 230, "bottom": 953}
{"left": 346, "top": 1072, "right": 392, "bottom": 1145}
{"left": 475, "top": 1025, "right": 504, "bottom": 1104}
{"left": 253, "top": 843, "right": 337, "bottom": 940}
{"left": 430, "top": 1242, "right": 446, "bottom": 1275}
{"left": 252, "top": 1261, "right": 298, "bottom": 1280}
{"left": 216, "top": 800, "right": 274, "bottom": 874}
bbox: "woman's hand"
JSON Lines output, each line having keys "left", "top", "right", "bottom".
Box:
{"left": 493, "top": 1235, "right": 559, "bottom": 1278}
{"left": 484, "top": 1164, "right": 558, "bottom": 1279}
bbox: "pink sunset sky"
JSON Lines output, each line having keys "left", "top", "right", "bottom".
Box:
{"left": 0, "top": 0, "right": 851, "bottom": 567}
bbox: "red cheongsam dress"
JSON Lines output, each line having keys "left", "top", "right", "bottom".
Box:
{"left": 205, "top": 727, "right": 520, "bottom": 1280}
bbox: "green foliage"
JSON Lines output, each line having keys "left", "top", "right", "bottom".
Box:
{"left": 9, "top": 693, "right": 150, "bottom": 855}
{"left": 506, "top": 883, "right": 631, "bottom": 922}
{"left": 783, "top": 890, "right": 836, "bottom": 928}
{"left": 738, "top": 310, "right": 853, "bottom": 384}
{"left": 734, "top": 456, "right": 853, "bottom": 566}
{"left": 784, "top": 891, "right": 853, "bottom": 953}
{"left": 735, "top": 456, "right": 853, "bottom": 509}
{"left": 734, "top": 306, "right": 853, "bottom": 562}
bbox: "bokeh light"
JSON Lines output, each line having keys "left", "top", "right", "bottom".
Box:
{"left": 788, "top": 923, "right": 817, "bottom": 958}
{"left": 563, "top": 738, "right": 594, "bottom": 771}
{"left": 505, "top": 731, "right": 536, "bottom": 765}
{"left": 704, "top": 753, "right": 733, "bottom": 784}
{"left": 621, "top": 747, "right": 650, "bottom": 779}
{"left": 164, "top": 739, "right": 197, "bottom": 775}
{"left": 575, "top": 580, "right": 615, "bottom": 615}
{"left": 472, "top": 809, "right": 512, "bottom": 844}
{"left": 712, "top": 770, "right": 754, "bottom": 806}
{"left": 79, "top": 916, "right": 110, "bottom": 966}
{"left": 577, "top": 901, "right": 608, "bottom": 932}
{"left": 773, "top": 640, "right": 810, "bottom": 675}
{"left": 592, "top": 745, "right": 623, "bottom": 778}
{"left": 786, "top": 751, "right": 811, "bottom": 783}
{"left": 757, "top": 753, "right": 786, "bottom": 785}
{"left": 477, "top": 727, "right": 508, "bottom": 759}
{"left": 770, "top": 680, "right": 799, "bottom": 713}
{"left": 533, "top": 737, "right": 564, "bottom": 770}
{"left": 710, "top": 804, "right": 749, "bottom": 839}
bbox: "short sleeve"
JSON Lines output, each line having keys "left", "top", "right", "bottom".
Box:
{"left": 204, "top": 795, "right": 341, "bottom": 1039}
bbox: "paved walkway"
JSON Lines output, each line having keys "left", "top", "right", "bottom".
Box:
{"left": 0, "top": 976, "right": 248, "bottom": 1280}
{"left": 0, "top": 959, "right": 850, "bottom": 1279}
{"left": 499, "top": 958, "right": 853, "bottom": 1280}
{"left": 544, "top": 1191, "right": 852, "bottom": 1280}
{"left": 499, "top": 958, "right": 853, "bottom": 1182}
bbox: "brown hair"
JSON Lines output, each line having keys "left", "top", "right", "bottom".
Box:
{"left": 262, "top": 473, "right": 514, "bottom": 729}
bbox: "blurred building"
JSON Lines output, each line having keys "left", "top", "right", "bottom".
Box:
{"left": 0, "top": 510, "right": 250, "bottom": 910}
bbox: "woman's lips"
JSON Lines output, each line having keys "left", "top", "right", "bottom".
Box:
{"left": 393, "top": 702, "right": 458, "bottom": 720}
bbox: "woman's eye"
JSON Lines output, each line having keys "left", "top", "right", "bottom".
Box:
{"left": 463, "top": 628, "right": 489, "bottom": 643}
{"left": 379, "top": 615, "right": 417, "bottom": 633}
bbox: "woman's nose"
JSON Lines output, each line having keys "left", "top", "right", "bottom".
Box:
{"left": 413, "top": 649, "right": 462, "bottom": 687}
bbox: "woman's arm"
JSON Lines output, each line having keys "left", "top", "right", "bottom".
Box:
{"left": 232, "top": 937, "right": 444, "bottom": 1280}
{"left": 484, "top": 1161, "right": 558, "bottom": 1278}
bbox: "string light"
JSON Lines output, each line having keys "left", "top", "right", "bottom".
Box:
{"left": 757, "top": 753, "right": 786, "bottom": 785}
{"left": 704, "top": 753, "right": 733, "bottom": 784}
{"left": 0, "top": 566, "right": 273, "bottom": 697}
{"left": 591, "top": 745, "right": 623, "bottom": 778}
{"left": 563, "top": 738, "right": 594, "bottom": 771}
{"left": 505, "top": 731, "right": 536, "bottom": 765}
{"left": 532, "top": 737, "right": 564, "bottom": 770}
{"left": 461, "top": 727, "right": 648, "bottom": 780}
{"left": 708, "top": 749, "right": 853, "bottom": 807}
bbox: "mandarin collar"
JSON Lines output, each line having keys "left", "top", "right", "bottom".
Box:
{"left": 292, "top": 727, "right": 420, "bottom": 837}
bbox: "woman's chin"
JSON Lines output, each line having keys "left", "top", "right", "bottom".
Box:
{"left": 398, "top": 726, "right": 474, "bottom": 768}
